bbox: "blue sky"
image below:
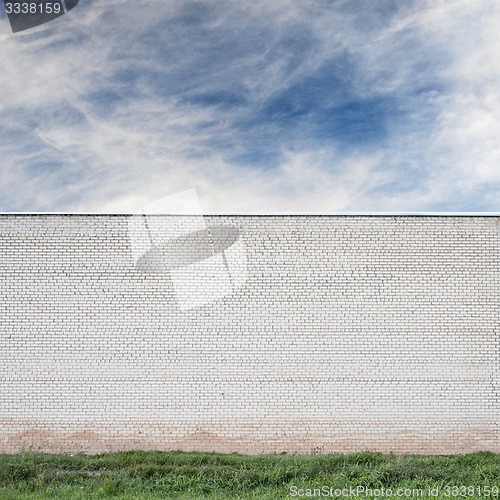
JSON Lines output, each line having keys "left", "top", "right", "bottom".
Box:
{"left": 1, "top": 0, "right": 499, "bottom": 212}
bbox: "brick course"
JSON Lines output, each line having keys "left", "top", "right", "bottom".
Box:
{"left": 0, "top": 215, "right": 499, "bottom": 454}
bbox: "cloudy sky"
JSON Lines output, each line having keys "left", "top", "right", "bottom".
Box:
{"left": 1, "top": 0, "right": 499, "bottom": 212}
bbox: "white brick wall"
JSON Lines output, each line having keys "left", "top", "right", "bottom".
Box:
{"left": 0, "top": 215, "right": 498, "bottom": 454}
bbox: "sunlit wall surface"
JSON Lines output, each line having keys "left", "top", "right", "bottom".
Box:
{"left": 0, "top": 215, "right": 499, "bottom": 454}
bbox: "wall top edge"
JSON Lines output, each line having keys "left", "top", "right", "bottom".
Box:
{"left": 0, "top": 212, "right": 500, "bottom": 217}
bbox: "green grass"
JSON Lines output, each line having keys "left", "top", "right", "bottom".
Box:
{"left": 0, "top": 451, "right": 498, "bottom": 499}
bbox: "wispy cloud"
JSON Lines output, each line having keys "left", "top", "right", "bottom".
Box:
{"left": 0, "top": 0, "right": 499, "bottom": 212}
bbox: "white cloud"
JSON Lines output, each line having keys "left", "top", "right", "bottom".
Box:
{"left": 0, "top": 0, "right": 499, "bottom": 212}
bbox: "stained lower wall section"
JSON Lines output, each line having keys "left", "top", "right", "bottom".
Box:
{"left": 0, "top": 215, "right": 499, "bottom": 455}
